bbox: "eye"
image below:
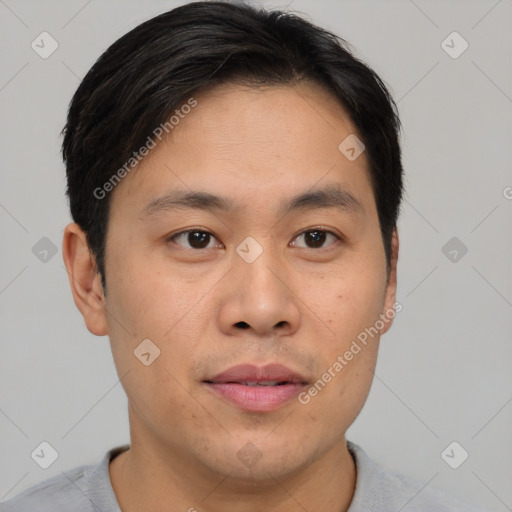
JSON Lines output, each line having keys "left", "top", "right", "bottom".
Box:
{"left": 169, "top": 230, "right": 223, "bottom": 250}
{"left": 291, "top": 229, "right": 340, "bottom": 249}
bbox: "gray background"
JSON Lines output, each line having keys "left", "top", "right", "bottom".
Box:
{"left": 1, "top": 0, "right": 511, "bottom": 510}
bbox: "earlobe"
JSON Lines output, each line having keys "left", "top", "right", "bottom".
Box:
{"left": 62, "top": 223, "right": 109, "bottom": 336}
{"left": 380, "top": 228, "right": 399, "bottom": 336}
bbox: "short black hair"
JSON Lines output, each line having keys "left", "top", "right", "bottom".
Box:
{"left": 62, "top": 0, "right": 403, "bottom": 292}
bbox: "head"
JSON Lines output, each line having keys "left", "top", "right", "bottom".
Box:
{"left": 62, "top": 0, "right": 403, "bottom": 482}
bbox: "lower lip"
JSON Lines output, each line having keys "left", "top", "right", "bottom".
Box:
{"left": 204, "top": 382, "right": 305, "bottom": 412}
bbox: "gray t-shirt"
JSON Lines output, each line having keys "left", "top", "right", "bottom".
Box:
{"left": 0, "top": 441, "right": 486, "bottom": 511}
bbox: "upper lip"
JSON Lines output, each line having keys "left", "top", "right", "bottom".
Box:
{"left": 205, "top": 364, "right": 308, "bottom": 384}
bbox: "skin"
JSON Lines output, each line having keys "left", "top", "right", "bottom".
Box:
{"left": 63, "top": 80, "right": 399, "bottom": 512}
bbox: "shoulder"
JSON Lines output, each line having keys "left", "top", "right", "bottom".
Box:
{"left": 347, "top": 441, "right": 487, "bottom": 512}
{"left": 0, "top": 465, "right": 93, "bottom": 512}
{"left": 0, "top": 445, "right": 128, "bottom": 512}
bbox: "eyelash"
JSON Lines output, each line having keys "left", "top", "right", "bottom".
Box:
{"left": 167, "top": 228, "right": 342, "bottom": 250}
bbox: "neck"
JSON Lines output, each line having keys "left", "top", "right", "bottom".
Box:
{"left": 109, "top": 420, "right": 356, "bottom": 512}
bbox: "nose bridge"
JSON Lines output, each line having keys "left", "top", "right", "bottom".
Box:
{"left": 238, "top": 247, "right": 281, "bottom": 300}
{"left": 227, "top": 236, "right": 300, "bottom": 335}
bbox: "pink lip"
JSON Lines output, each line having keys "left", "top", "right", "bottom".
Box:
{"left": 203, "top": 364, "right": 308, "bottom": 412}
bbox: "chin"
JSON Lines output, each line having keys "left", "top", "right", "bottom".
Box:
{"left": 202, "top": 436, "right": 316, "bottom": 483}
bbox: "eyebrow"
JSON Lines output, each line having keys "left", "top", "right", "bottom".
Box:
{"left": 286, "top": 186, "right": 364, "bottom": 216}
{"left": 140, "top": 190, "right": 232, "bottom": 218}
{"left": 140, "top": 184, "right": 364, "bottom": 219}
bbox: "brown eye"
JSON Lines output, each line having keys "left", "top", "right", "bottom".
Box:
{"left": 292, "top": 230, "right": 339, "bottom": 249}
{"left": 304, "top": 230, "right": 326, "bottom": 248}
{"left": 171, "top": 230, "right": 221, "bottom": 249}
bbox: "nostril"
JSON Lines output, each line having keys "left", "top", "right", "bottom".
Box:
{"left": 235, "top": 321, "right": 250, "bottom": 329}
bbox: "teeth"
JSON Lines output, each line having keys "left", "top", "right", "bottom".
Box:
{"left": 244, "top": 380, "right": 282, "bottom": 386}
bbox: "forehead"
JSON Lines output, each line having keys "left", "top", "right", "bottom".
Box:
{"left": 172, "top": 80, "right": 359, "bottom": 154}
{"left": 109, "top": 81, "right": 374, "bottom": 215}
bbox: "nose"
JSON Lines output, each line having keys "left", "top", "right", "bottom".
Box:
{"left": 217, "top": 243, "right": 301, "bottom": 338}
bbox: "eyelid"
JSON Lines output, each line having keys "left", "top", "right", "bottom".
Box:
{"left": 166, "top": 226, "right": 343, "bottom": 250}
{"left": 290, "top": 227, "right": 343, "bottom": 246}
{"left": 289, "top": 223, "right": 342, "bottom": 237}
{"left": 167, "top": 228, "right": 223, "bottom": 249}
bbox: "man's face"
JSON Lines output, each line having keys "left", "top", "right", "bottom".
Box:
{"left": 100, "top": 82, "right": 397, "bottom": 479}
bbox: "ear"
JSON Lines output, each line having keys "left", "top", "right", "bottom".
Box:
{"left": 379, "top": 228, "right": 399, "bottom": 336}
{"left": 62, "top": 223, "right": 108, "bottom": 336}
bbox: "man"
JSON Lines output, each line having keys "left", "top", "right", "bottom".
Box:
{"left": 0, "top": 1, "right": 485, "bottom": 511}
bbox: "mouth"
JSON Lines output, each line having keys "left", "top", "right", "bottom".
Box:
{"left": 205, "top": 380, "right": 294, "bottom": 387}
{"left": 202, "top": 364, "right": 308, "bottom": 412}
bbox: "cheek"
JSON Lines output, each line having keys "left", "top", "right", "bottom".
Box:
{"left": 306, "top": 264, "right": 386, "bottom": 342}
{"left": 105, "top": 247, "right": 207, "bottom": 339}
{"left": 104, "top": 263, "right": 207, "bottom": 432}
{"left": 122, "top": 360, "right": 206, "bottom": 443}
{"left": 104, "top": 247, "right": 214, "bottom": 391}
